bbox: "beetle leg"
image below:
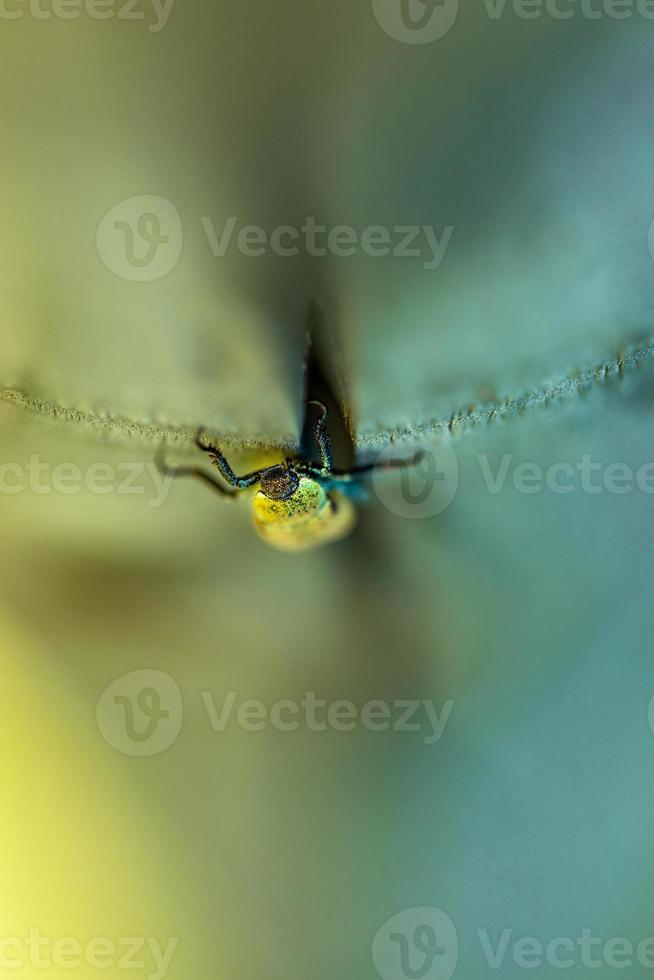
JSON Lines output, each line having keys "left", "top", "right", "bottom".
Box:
{"left": 195, "top": 429, "right": 263, "bottom": 489}
{"left": 330, "top": 450, "right": 426, "bottom": 478}
{"left": 156, "top": 444, "right": 238, "bottom": 498}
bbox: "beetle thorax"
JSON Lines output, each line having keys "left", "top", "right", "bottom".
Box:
{"left": 259, "top": 465, "right": 300, "bottom": 501}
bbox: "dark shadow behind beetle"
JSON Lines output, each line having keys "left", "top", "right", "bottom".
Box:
{"left": 157, "top": 301, "right": 423, "bottom": 551}
{"left": 303, "top": 305, "right": 453, "bottom": 698}
{"left": 157, "top": 300, "right": 447, "bottom": 681}
{"left": 299, "top": 302, "right": 450, "bottom": 690}
{"left": 299, "top": 301, "right": 355, "bottom": 474}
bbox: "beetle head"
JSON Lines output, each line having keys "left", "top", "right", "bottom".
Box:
{"left": 258, "top": 464, "right": 301, "bottom": 501}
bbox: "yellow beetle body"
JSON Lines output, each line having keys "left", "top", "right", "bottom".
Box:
{"left": 252, "top": 477, "right": 357, "bottom": 552}
{"left": 157, "top": 401, "right": 422, "bottom": 553}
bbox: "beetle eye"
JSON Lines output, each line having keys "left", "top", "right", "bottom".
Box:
{"left": 259, "top": 467, "right": 300, "bottom": 501}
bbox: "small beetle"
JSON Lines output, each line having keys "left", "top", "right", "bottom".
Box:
{"left": 157, "top": 401, "right": 423, "bottom": 552}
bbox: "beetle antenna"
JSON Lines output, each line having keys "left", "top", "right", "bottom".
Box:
{"left": 305, "top": 400, "right": 333, "bottom": 472}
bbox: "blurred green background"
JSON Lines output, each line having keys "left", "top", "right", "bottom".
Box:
{"left": 2, "top": 3, "right": 654, "bottom": 978}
